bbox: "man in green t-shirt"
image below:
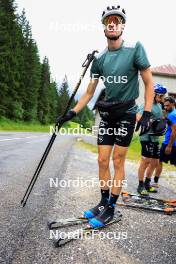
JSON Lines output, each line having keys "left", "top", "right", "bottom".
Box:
{"left": 57, "top": 5, "right": 154, "bottom": 228}
{"left": 137, "top": 84, "right": 167, "bottom": 195}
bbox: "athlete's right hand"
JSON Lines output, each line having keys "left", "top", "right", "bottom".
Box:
{"left": 56, "top": 110, "right": 76, "bottom": 125}
{"left": 135, "top": 111, "right": 151, "bottom": 136}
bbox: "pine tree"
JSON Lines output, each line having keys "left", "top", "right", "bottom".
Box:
{"left": 18, "top": 10, "right": 41, "bottom": 121}
{"left": 0, "top": 1, "right": 76, "bottom": 125}
{"left": 57, "top": 75, "right": 70, "bottom": 116}
{"left": 56, "top": 76, "right": 94, "bottom": 127}
{"left": 0, "top": 0, "right": 24, "bottom": 119}
{"left": 48, "top": 81, "right": 58, "bottom": 123}
{"left": 37, "top": 57, "right": 50, "bottom": 124}
{"left": 0, "top": 4, "right": 8, "bottom": 116}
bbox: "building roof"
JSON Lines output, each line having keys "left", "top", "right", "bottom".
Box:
{"left": 152, "top": 64, "right": 176, "bottom": 77}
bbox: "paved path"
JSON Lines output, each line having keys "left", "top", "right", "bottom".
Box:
{"left": 0, "top": 132, "right": 176, "bottom": 264}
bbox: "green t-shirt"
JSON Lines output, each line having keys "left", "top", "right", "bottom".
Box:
{"left": 138, "top": 103, "right": 163, "bottom": 142}
{"left": 90, "top": 40, "right": 150, "bottom": 113}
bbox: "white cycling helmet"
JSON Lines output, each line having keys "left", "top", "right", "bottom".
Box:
{"left": 101, "top": 5, "right": 126, "bottom": 24}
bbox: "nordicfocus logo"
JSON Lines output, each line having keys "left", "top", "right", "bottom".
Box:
{"left": 49, "top": 124, "right": 128, "bottom": 137}
{"left": 91, "top": 74, "right": 128, "bottom": 84}
{"left": 117, "top": 127, "right": 128, "bottom": 137}
{"left": 98, "top": 127, "right": 128, "bottom": 137}
{"left": 49, "top": 178, "right": 127, "bottom": 188}
{"left": 50, "top": 230, "right": 128, "bottom": 241}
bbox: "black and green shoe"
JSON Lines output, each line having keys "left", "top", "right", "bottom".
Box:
{"left": 145, "top": 184, "right": 158, "bottom": 193}
{"left": 137, "top": 185, "right": 149, "bottom": 196}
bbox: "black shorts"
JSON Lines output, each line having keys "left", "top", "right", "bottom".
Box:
{"left": 140, "top": 141, "right": 160, "bottom": 159}
{"left": 97, "top": 113, "right": 136, "bottom": 147}
{"left": 160, "top": 144, "right": 176, "bottom": 165}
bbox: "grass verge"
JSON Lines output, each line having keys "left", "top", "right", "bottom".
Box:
{"left": 77, "top": 135, "right": 141, "bottom": 160}
{"left": 0, "top": 117, "right": 83, "bottom": 133}
{"left": 77, "top": 136, "right": 175, "bottom": 172}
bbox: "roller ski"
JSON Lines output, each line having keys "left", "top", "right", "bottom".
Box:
{"left": 48, "top": 197, "right": 109, "bottom": 229}
{"left": 47, "top": 217, "right": 89, "bottom": 229}
{"left": 52, "top": 211, "right": 122, "bottom": 247}
{"left": 121, "top": 192, "right": 176, "bottom": 204}
{"left": 117, "top": 192, "right": 176, "bottom": 215}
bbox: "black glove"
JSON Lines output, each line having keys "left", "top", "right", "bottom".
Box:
{"left": 56, "top": 110, "right": 76, "bottom": 125}
{"left": 135, "top": 111, "right": 151, "bottom": 136}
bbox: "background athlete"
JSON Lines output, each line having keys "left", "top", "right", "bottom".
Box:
{"left": 137, "top": 84, "right": 167, "bottom": 195}
{"left": 160, "top": 96, "right": 176, "bottom": 166}
{"left": 57, "top": 5, "right": 154, "bottom": 228}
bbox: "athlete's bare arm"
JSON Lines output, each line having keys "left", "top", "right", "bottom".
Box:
{"left": 73, "top": 79, "right": 99, "bottom": 113}
{"left": 168, "top": 124, "right": 176, "bottom": 146}
{"left": 165, "top": 123, "right": 176, "bottom": 154}
{"left": 140, "top": 68, "right": 154, "bottom": 112}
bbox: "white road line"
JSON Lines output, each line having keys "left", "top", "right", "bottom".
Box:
{"left": 0, "top": 133, "right": 96, "bottom": 142}
{"left": 0, "top": 135, "right": 47, "bottom": 142}
{"left": 24, "top": 136, "right": 38, "bottom": 139}
{"left": 0, "top": 137, "right": 22, "bottom": 142}
{"left": 26, "top": 139, "right": 49, "bottom": 144}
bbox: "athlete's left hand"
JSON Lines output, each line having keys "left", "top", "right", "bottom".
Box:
{"left": 165, "top": 145, "right": 172, "bottom": 155}
{"left": 56, "top": 110, "right": 76, "bottom": 125}
{"left": 135, "top": 111, "right": 151, "bottom": 136}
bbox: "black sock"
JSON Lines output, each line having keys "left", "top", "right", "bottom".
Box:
{"left": 145, "top": 177, "right": 151, "bottom": 185}
{"left": 154, "top": 176, "right": 159, "bottom": 183}
{"left": 101, "top": 189, "right": 109, "bottom": 201}
{"left": 139, "top": 180, "right": 144, "bottom": 187}
{"left": 108, "top": 193, "right": 119, "bottom": 206}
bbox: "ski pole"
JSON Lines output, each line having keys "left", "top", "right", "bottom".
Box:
{"left": 21, "top": 50, "right": 98, "bottom": 207}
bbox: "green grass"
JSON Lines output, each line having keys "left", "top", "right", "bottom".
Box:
{"left": 0, "top": 117, "right": 49, "bottom": 132}
{"left": 126, "top": 135, "right": 141, "bottom": 160}
{"left": 1, "top": 117, "right": 175, "bottom": 172}
{"left": 77, "top": 140, "right": 98, "bottom": 154}
{"left": 127, "top": 135, "right": 174, "bottom": 171}
{"left": 77, "top": 136, "right": 175, "bottom": 172}
{"left": 0, "top": 117, "right": 90, "bottom": 134}
{"left": 0, "top": 117, "right": 70, "bottom": 133}
{"left": 77, "top": 135, "right": 141, "bottom": 159}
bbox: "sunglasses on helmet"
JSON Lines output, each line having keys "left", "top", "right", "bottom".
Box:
{"left": 103, "top": 15, "right": 123, "bottom": 26}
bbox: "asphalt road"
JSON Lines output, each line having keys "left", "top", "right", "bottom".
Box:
{"left": 0, "top": 132, "right": 176, "bottom": 264}
{"left": 0, "top": 132, "right": 76, "bottom": 264}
